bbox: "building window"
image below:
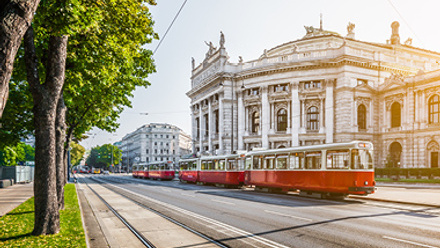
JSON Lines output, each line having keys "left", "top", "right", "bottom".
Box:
{"left": 146, "top": 149, "right": 149, "bottom": 154}
{"left": 391, "top": 102, "right": 401, "bottom": 128}
{"left": 252, "top": 111, "right": 260, "bottom": 134}
{"left": 214, "top": 110, "right": 219, "bottom": 134}
{"left": 357, "top": 79, "right": 367, "bottom": 86}
{"left": 429, "top": 95, "right": 440, "bottom": 124}
{"left": 195, "top": 118, "right": 200, "bottom": 139}
{"left": 204, "top": 114, "right": 209, "bottom": 136}
{"left": 154, "top": 142, "right": 157, "bottom": 145}
{"left": 307, "top": 106, "right": 319, "bottom": 131}
{"left": 389, "top": 142, "right": 402, "bottom": 168}
{"left": 248, "top": 88, "right": 260, "bottom": 96}
{"left": 277, "top": 108, "right": 288, "bottom": 131}
{"left": 303, "top": 80, "right": 321, "bottom": 89}
{"left": 274, "top": 84, "right": 289, "bottom": 92}
{"left": 357, "top": 104, "right": 367, "bottom": 130}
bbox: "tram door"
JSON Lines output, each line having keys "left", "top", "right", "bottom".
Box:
{"left": 431, "top": 152, "right": 439, "bottom": 168}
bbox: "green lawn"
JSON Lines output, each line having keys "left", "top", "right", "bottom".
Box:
{"left": 0, "top": 183, "right": 86, "bottom": 247}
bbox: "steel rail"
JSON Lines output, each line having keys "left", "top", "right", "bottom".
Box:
{"left": 78, "top": 177, "right": 156, "bottom": 248}
{"left": 91, "top": 176, "right": 228, "bottom": 248}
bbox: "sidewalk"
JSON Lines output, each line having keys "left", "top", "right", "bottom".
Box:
{"left": 0, "top": 182, "right": 34, "bottom": 217}
{"left": 349, "top": 183, "right": 440, "bottom": 207}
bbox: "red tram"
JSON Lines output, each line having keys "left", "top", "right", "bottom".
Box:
{"left": 132, "top": 161, "right": 175, "bottom": 180}
{"left": 178, "top": 141, "right": 375, "bottom": 197}
{"left": 179, "top": 153, "right": 245, "bottom": 187}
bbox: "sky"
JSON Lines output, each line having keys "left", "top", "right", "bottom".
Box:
{"left": 80, "top": 0, "right": 440, "bottom": 150}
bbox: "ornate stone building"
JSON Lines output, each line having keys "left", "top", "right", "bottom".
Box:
{"left": 187, "top": 21, "right": 440, "bottom": 168}
{"left": 120, "top": 123, "right": 191, "bottom": 170}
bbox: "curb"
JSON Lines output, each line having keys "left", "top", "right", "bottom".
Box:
{"left": 348, "top": 195, "right": 440, "bottom": 208}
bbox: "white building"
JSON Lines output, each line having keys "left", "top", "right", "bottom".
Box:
{"left": 187, "top": 21, "right": 440, "bottom": 168}
{"left": 120, "top": 123, "right": 191, "bottom": 169}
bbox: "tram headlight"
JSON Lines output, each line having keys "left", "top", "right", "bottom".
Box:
{"left": 364, "top": 181, "right": 369, "bottom": 186}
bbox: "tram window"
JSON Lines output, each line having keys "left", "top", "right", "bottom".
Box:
{"left": 245, "top": 157, "right": 252, "bottom": 170}
{"left": 290, "top": 152, "right": 304, "bottom": 169}
{"left": 201, "top": 161, "right": 208, "bottom": 170}
{"left": 264, "top": 156, "right": 275, "bottom": 169}
{"left": 227, "top": 159, "right": 238, "bottom": 171}
{"left": 219, "top": 159, "right": 226, "bottom": 170}
{"left": 305, "top": 152, "right": 321, "bottom": 169}
{"left": 190, "top": 161, "right": 197, "bottom": 171}
{"left": 253, "top": 156, "right": 262, "bottom": 169}
{"left": 276, "top": 154, "right": 289, "bottom": 170}
{"left": 180, "top": 163, "right": 187, "bottom": 170}
{"left": 351, "top": 149, "right": 373, "bottom": 169}
{"left": 326, "top": 150, "right": 349, "bottom": 169}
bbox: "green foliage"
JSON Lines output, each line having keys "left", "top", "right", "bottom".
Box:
{"left": 0, "top": 142, "right": 29, "bottom": 166}
{"left": 86, "top": 144, "right": 122, "bottom": 168}
{"left": 70, "top": 142, "right": 85, "bottom": 166}
{"left": 63, "top": 0, "right": 158, "bottom": 141}
{"left": 0, "top": 81, "right": 34, "bottom": 149}
{"left": 0, "top": 184, "right": 86, "bottom": 247}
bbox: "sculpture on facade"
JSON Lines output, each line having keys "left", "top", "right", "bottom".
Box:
{"left": 239, "top": 56, "right": 243, "bottom": 63}
{"left": 347, "top": 22, "right": 355, "bottom": 39}
{"left": 390, "top": 21, "right": 400, "bottom": 45}
{"left": 220, "top": 31, "right": 225, "bottom": 48}
{"left": 304, "top": 25, "right": 315, "bottom": 34}
{"left": 404, "top": 38, "right": 413, "bottom": 46}
{"left": 191, "top": 57, "right": 195, "bottom": 70}
{"left": 204, "top": 41, "right": 216, "bottom": 57}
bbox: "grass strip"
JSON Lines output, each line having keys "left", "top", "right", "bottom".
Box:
{"left": 0, "top": 183, "right": 86, "bottom": 247}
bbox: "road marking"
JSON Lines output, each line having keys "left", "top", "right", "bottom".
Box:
{"left": 161, "top": 188, "right": 171, "bottom": 192}
{"left": 211, "top": 199, "right": 236, "bottom": 205}
{"left": 181, "top": 193, "right": 195, "bottom": 197}
{"left": 100, "top": 179, "right": 289, "bottom": 248}
{"left": 383, "top": 236, "right": 439, "bottom": 248}
{"left": 264, "top": 210, "right": 313, "bottom": 222}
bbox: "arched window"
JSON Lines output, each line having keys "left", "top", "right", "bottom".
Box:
{"left": 389, "top": 142, "right": 402, "bottom": 168}
{"left": 391, "top": 102, "right": 401, "bottom": 128}
{"left": 429, "top": 95, "right": 440, "bottom": 124}
{"left": 307, "top": 106, "right": 319, "bottom": 131}
{"left": 277, "top": 108, "right": 288, "bottom": 131}
{"left": 357, "top": 104, "right": 367, "bottom": 130}
{"left": 252, "top": 111, "right": 260, "bottom": 134}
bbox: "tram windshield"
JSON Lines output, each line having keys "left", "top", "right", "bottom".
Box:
{"left": 351, "top": 149, "right": 374, "bottom": 169}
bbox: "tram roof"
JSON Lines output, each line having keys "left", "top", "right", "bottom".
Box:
{"left": 246, "top": 141, "right": 373, "bottom": 156}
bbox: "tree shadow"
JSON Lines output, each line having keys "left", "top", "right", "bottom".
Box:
{"left": 5, "top": 211, "right": 34, "bottom": 216}
{"left": 0, "top": 232, "right": 32, "bottom": 242}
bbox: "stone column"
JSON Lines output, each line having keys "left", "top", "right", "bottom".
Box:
{"left": 262, "top": 86, "right": 270, "bottom": 149}
{"left": 325, "top": 80, "right": 334, "bottom": 143}
{"left": 208, "top": 98, "right": 212, "bottom": 152}
{"left": 301, "top": 99, "right": 306, "bottom": 132}
{"left": 270, "top": 102, "right": 275, "bottom": 133}
{"left": 199, "top": 104, "right": 203, "bottom": 151}
{"left": 219, "top": 95, "right": 224, "bottom": 153}
{"left": 291, "top": 82, "right": 300, "bottom": 146}
{"left": 191, "top": 108, "right": 196, "bottom": 152}
{"left": 238, "top": 91, "right": 245, "bottom": 150}
{"left": 319, "top": 97, "right": 325, "bottom": 133}
{"left": 287, "top": 101, "right": 291, "bottom": 134}
{"left": 369, "top": 100, "right": 373, "bottom": 131}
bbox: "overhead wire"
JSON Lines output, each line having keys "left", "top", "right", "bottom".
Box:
{"left": 386, "top": 0, "right": 424, "bottom": 46}
{"left": 153, "top": 0, "right": 188, "bottom": 55}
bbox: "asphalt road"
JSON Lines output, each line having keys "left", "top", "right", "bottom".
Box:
{"left": 91, "top": 174, "right": 440, "bottom": 248}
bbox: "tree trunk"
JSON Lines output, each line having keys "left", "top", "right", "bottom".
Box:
{"left": 24, "top": 27, "right": 68, "bottom": 235}
{"left": 55, "top": 94, "right": 66, "bottom": 210}
{"left": 0, "top": 0, "right": 40, "bottom": 118}
{"left": 64, "top": 127, "right": 74, "bottom": 185}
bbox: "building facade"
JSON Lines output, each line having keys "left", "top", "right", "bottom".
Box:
{"left": 187, "top": 21, "right": 440, "bottom": 168}
{"left": 120, "top": 123, "right": 191, "bottom": 170}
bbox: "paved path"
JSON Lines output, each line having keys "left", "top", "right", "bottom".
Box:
{"left": 350, "top": 185, "right": 440, "bottom": 207}
{"left": 0, "top": 182, "right": 34, "bottom": 217}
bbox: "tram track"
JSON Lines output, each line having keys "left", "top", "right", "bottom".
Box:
{"left": 78, "top": 176, "right": 157, "bottom": 248}
{"left": 91, "top": 175, "right": 291, "bottom": 248}
{"left": 84, "top": 175, "right": 228, "bottom": 248}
